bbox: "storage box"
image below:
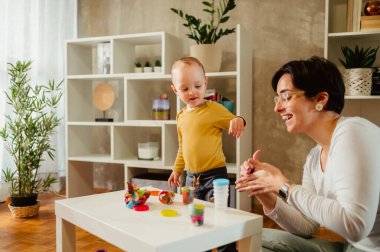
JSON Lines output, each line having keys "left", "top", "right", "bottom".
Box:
{"left": 131, "top": 173, "right": 177, "bottom": 193}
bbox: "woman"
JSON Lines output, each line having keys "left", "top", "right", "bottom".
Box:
{"left": 235, "top": 56, "right": 380, "bottom": 252}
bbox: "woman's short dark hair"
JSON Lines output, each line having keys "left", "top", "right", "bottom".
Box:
{"left": 271, "top": 56, "right": 345, "bottom": 114}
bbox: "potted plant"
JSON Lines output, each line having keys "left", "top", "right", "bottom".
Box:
{"left": 144, "top": 61, "right": 153, "bottom": 73}
{"left": 0, "top": 60, "right": 62, "bottom": 217}
{"left": 339, "top": 45, "right": 379, "bottom": 96}
{"left": 154, "top": 59, "right": 162, "bottom": 73}
{"left": 170, "top": 0, "right": 236, "bottom": 72}
{"left": 134, "top": 62, "right": 143, "bottom": 73}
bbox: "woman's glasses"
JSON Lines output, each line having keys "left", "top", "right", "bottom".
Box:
{"left": 274, "top": 90, "right": 305, "bottom": 107}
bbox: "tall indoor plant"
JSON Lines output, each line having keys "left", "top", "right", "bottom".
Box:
{"left": 0, "top": 60, "right": 62, "bottom": 217}
{"left": 171, "top": 0, "right": 236, "bottom": 72}
{"left": 339, "top": 45, "right": 379, "bottom": 96}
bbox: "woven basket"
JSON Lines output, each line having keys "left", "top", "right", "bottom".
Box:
{"left": 8, "top": 201, "right": 40, "bottom": 218}
{"left": 343, "top": 68, "right": 372, "bottom": 96}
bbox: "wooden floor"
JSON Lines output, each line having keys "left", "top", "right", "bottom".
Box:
{"left": 0, "top": 191, "right": 344, "bottom": 251}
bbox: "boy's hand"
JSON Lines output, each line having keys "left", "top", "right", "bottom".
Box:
{"left": 228, "top": 117, "right": 245, "bottom": 138}
{"left": 168, "top": 171, "right": 181, "bottom": 187}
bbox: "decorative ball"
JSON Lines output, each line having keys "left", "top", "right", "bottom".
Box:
{"left": 364, "top": 1, "right": 380, "bottom": 16}
{"left": 158, "top": 190, "right": 175, "bottom": 205}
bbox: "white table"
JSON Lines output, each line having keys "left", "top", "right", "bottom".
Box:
{"left": 55, "top": 189, "right": 262, "bottom": 252}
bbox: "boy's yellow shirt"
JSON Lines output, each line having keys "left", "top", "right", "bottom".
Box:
{"left": 173, "top": 101, "right": 235, "bottom": 174}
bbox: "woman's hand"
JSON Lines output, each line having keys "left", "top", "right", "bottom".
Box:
{"left": 236, "top": 150, "right": 289, "bottom": 196}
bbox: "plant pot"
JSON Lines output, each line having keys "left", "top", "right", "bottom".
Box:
{"left": 8, "top": 201, "right": 40, "bottom": 218}
{"left": 144, "top": 67, "right": 153, "bottom": 73}
{"left": 154, "top": 66, "right": 162, "bottom": 73}
{"left": 134, "top": 67, "right": 143, "bottom": 73}
{"left": 343, "top": 68, "right": 373, "bottom": 96}
{"left": 10, "top": 194, "right": 38, "bottom": 207}
{"left": 190, "top": 44, "right": 222, "bottom": 72}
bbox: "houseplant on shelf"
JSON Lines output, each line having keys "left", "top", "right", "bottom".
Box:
{"left": 170, "top": 0, "right": 236, "bottom": 72}
{"left": 339, "top": 45, "right": 379, "bottom": 96}
{"left": 154, "top": 59, "right": 162, "bottom": 73}
{"left": 0, "top": 60, "right": 62, "bottom": 218}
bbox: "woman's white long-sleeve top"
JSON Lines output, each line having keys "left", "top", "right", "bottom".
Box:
{"left": 266, "top": 117, "right": 380, "bottom": 252}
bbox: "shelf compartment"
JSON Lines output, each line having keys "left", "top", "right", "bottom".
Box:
{"left": 126, "top": 78, "right": 176, "bottom": 120}
{"left": 113, "top": 32, "right": 180, "bottom": 74}
{"left": 67, "top": 160, "right": 124, "bottom": 198}
{"left": 68, "top": 125, "right": 111, "bottom": 158}
{"left": 113, "top": 125, "right": 162, "bottom": 161}
{"left": 66, "top": 38, "right": 112, "bottom": 75}
{"left": 67, "top": 78, "right": 124, "bottom": 122}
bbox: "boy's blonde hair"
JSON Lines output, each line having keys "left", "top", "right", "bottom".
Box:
{"left": 171, "top": 57, "right": 206, "bottom": 75}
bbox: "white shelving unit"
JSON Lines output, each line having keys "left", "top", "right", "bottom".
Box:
{"left": 325, "top": 0, "right": 380, "bottom": 126}
{"left": 65, "top": 25, "right": 253, "bottom": 211}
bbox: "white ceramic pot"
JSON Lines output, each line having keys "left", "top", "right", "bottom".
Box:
{"left": 190, "top": 44, "right": 222, "bottom": 72}
{"left": 343, "top": 68, "right": 372, "bottom": 96}
{"left": 144, "top": 67, "right": 153, "bottom": 73}
{"left": 154, "top": 66, "right": 162, "bottom": 73}
{"left": 134, "top": 67, "right": 143, "bottom": 73}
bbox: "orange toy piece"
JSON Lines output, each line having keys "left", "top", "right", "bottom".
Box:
{"left": 158, "top": 190, "right": 175, "bottom": 205}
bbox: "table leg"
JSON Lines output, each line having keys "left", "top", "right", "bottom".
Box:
{"left": 56, "top": 217, "right": 76, "bottom": 252}
{"left": 238, "top": 233, "right": 262, "bottom": 252}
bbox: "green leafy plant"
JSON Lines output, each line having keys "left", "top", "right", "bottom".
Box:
{"left": 170, "top": 0, "right": 236, "bottom": 44}
{"left": 144, "top": 61, "right": 151, "bottom": 67}
{"left": 0, "top": 61, "right": 62, "bottom": 199}
{"left": 135, "top": 62, "right": 142, "bottom": 67}
{"left": 339, "top": 45, "right": 379, "bottom": 69}
{"left": 154, "top": 59, "right": 161, "bottom": 67}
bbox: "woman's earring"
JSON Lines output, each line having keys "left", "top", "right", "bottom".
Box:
{"left": 315, "top": 103, "right": 323, "bottom": 111}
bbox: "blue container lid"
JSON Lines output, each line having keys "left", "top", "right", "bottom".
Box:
{"left": 212, "top": 178, "right": 229, "bottom": 186}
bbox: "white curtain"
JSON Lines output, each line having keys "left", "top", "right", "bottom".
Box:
{"left": 0, "top": 0, "right": 77, "bottom": 190}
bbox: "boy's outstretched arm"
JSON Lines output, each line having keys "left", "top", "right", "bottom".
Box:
{"left": 228, "top": 116, "right": 245, "bottom": 138}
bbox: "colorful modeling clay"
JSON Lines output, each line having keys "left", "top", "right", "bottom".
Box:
{"left": 189, "top": 204, "right": 205, "bottom": 226}
{"left": 158, "top": 190, "right": 175, "bottom": 205}
{"left": 124, "top": 182, "right": 150, "bottom": 209}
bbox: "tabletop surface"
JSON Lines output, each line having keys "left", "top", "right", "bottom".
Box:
{"left": 55, "top": 189, "right": 263, "bottom": 251}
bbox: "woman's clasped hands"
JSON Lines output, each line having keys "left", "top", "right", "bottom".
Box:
{"left": 235, "top": 150, "right": 289, "bottom": 197}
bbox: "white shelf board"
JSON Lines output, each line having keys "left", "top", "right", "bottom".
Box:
{"left": 206, "top": 71, "right": 237, "bottom": 78}
{"left": 328, "top": 31, "right": 380, "bottom": 40}
{"left": 67, "top": 120, "right": 177, "bottom": 126}
{"left": 124, "top": 159, "right": 166, "bottom": 169}
{"left": 68, "top": 155, "right": 116, "bottom": 163}
{"left": 67, "top": 74, "right": 125, "bottom": 80}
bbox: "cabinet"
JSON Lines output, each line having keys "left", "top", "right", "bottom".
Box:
{"left": 325, "top": 0, "right": 380, "bottom": 126}
{"left": 65, "top": 25, "right": 252, "bottom": 211}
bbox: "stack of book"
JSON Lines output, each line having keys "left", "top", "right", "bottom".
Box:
{"left": 361, "top": 15, "right": 380, "bottom": 31}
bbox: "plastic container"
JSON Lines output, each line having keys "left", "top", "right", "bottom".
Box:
{"left": 137, "top": 142, "right": 159, "bottom": 160}
{"left": 152, "top": 97, "right": 170, "bottom": 120}
{"left": 212, "top": 178, "right": 229, "bottom": 208}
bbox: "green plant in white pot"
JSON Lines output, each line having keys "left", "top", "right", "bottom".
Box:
{"left": 339, "top": 45, "right": 379, "bottom": 96}
{"left": 171, "top": 0, "right": 236, "bottom": 72}
{"left": 0, "top": 60, "right": 62, "bottom": 217}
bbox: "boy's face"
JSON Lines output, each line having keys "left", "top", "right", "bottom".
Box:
{"left": 171, "top": 62, "right": 208, "bottom": 109}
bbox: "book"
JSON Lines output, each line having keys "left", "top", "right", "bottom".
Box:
{"left": 97, "top": 42, "right": 111, "bottom": 74}
{"left": 361, "top": 15, "right": 380, "bottom": 31}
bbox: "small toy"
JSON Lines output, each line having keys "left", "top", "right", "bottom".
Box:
{"left": 124, "top": 182, "right": 150, "bottom": 209}
{"left": 158, "top": 190, "right": 175, "bottom": 205}
{"left": 189, "top": 203, "right": 205, "bottom": 226}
